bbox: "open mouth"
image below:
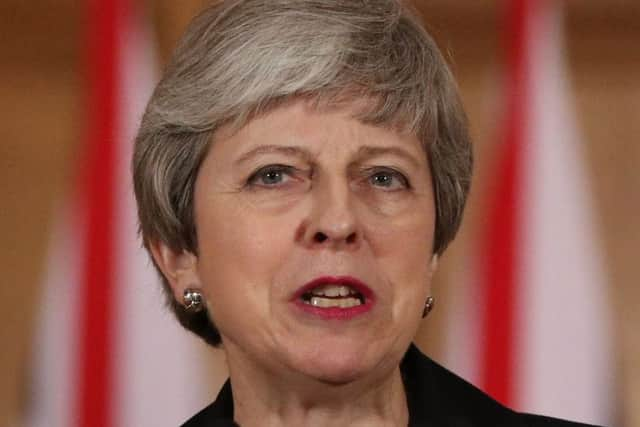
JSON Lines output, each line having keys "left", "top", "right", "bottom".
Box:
{"left": 300, "top": 284, "right": 366, "bottom": 308}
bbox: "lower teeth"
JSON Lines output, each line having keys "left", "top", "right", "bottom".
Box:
{"left": 306, "top": 296, "right": 362, "bottom": 308}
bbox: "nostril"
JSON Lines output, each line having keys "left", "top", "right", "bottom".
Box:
{"left": 312, "top": 231, "right": 358, "bottom": 245}
{"left": 314, "top": 232, "right": 328, "bottom": 243}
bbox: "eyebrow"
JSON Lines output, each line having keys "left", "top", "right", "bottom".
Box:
{"left": 234, "top": 145, "right": 315, "bottom": 166}
{"left": 355, "top": 146, "right": 421, "bottom": 168}
{"left": 234, "top": 144, "right": 421, "bottom": 168}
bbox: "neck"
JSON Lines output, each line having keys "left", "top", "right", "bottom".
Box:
{"left": 225, "top": 346, "right": 409, "bottom": 427}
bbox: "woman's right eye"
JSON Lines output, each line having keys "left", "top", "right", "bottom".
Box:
{"left": 247, "top": 165, "right": 295, "bottom": 187}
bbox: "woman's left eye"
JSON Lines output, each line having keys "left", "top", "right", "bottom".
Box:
{"left": 367, "top": 168, "right": 410, "bottom": 190}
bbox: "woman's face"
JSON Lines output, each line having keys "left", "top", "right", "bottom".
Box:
{"left": 192, "top": 100, "right": 436, "bottom": 384}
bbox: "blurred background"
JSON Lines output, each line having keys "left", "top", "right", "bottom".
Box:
{"left": 0, "top": 0, "right": 638, "bottom": 426}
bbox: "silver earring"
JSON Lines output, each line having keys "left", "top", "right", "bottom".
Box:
{"left": 422, "top": 296, "right": 435, "bottom": 318}
{"left": 183, "top": 288, "right": 204, "bottom": 312}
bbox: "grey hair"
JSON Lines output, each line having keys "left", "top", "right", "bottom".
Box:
{"left": 133, "top": 0, "right": 473, "bottom": 346}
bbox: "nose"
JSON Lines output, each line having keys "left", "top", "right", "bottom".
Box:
{"left": 298, "top": 177, "right": 361, "bottom": 250}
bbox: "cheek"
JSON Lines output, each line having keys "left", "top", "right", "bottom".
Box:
{"left": 366, "top": 205, "right": 435, "bottom": 300}
{"left": 368, "top": 198, "right": 434, "bottom": 262}
{"left": 194, "top": 196, "right": 295, "bottom": 304}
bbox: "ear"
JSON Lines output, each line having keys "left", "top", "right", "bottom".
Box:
{"left": 148, "top": 240, "right": 201, "bottom": 303}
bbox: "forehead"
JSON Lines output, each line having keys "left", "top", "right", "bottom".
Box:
{"left": 213, "top": 98, "right": 425, "bottom": 159}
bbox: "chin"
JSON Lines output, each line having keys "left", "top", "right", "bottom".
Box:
{"left": 299, "top": 354, "right": 369, "bottom": 385}
{"left": 285, "top": 337, "right": 390, "bottom": 386}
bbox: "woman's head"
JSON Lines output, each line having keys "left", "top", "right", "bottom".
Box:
{"left": 133, "top": 0, "right": 472, "bottom": 348}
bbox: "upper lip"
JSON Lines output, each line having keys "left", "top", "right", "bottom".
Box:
{"left": 291, "top": 276, "right": 374, "bottom": 301}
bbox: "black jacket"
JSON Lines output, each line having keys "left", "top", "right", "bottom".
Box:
{"left": 181, "top": 344, "right": 605, "bottom": 427}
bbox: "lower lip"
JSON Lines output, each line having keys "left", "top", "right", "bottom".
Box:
{"left": 292, "top": 299, "right": 374, "bottom": 320}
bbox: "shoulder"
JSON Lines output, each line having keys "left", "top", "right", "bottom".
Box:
{"left": 402, "top": 344, "right": 606, "bottom": 427}
{"left": 180, "top": 405, "right": 237, "bottom": 427}
{"left": 180, "top": 381, "right": 236, "bottom": 427}
{"left": 519, "top": 413, "right": 606, "bottom": 427}
{"left": 403, "top": 344, "right": 514, "bottom": 423}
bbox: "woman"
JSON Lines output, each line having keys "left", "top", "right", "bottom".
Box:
{"left": 133, "top": 1, "right": 603, "bottom": 426}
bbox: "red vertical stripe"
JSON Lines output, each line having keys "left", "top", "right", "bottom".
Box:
{"left": 479, "top": 0, "right": 534, "bottom": 405}
{"left": 76, "top": 0, "right": 125, "bottom": 426}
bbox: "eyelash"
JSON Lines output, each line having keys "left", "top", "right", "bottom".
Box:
{"left": 246, "top": 165, "right": 411, "bottom": 190}
{"left": 362, "top": 167, "right": 411, "bottom": 190}
{"left": 246, "top": 164, "right": 297, "bottom": 187}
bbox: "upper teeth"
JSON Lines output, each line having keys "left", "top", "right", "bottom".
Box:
{"left": 309, "top": 296, "right": 362, "bottom": 308}
{"left": 310, "top": 285, "right": 355, "bottom": 297}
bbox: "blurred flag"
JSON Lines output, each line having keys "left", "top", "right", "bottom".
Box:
{"left": 26, "top": 2, "right": 211, "bottom": 426}
{"left": 446, "top": 0, "right": 615, "bottom": 425}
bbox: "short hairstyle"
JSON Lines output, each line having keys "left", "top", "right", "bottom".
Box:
{"left": 133, "top": 0, "right": 473, "bottom": 346}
